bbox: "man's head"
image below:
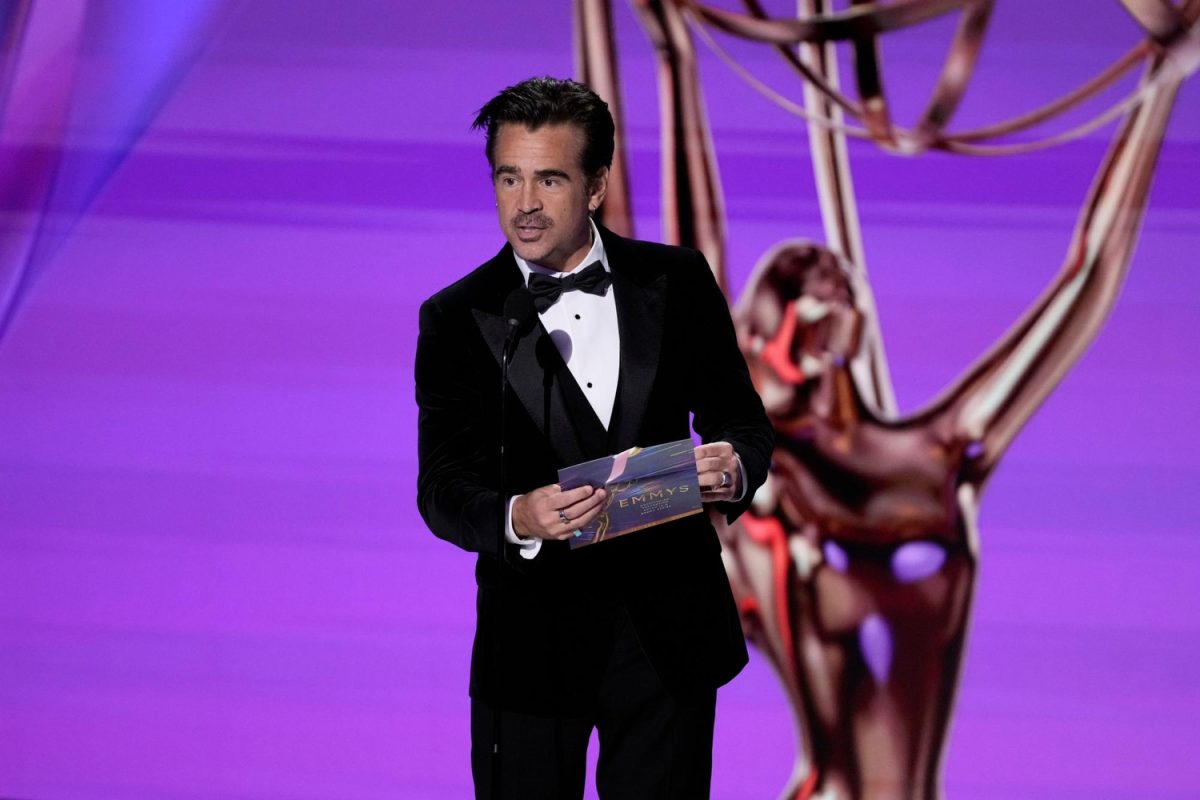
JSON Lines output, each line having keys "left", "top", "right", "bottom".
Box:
{"left": 473, "top": 76, "right": 615, "bottom": 178}
{"left": 472, "top": 77, "right": 614, "bottom": 271}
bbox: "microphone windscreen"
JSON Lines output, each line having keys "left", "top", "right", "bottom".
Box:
{"left": 503, "top": 288, "right": 537, "bottom": 335}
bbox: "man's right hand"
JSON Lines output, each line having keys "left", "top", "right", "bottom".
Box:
{"left": 512, "top": 484, "right": 608, "bottom": 541}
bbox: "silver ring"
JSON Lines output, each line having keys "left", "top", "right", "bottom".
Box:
{"left": 558, "top": 509, "right": 570, "bottom": 525}
{"left": 719, "top": 471, "right": 731, "bottom": 489}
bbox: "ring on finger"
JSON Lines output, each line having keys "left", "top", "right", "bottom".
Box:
{"left": 719, "top": 470, "right": 731, "bottom": 489}
{"left": 558, "top": 509, "right": 571, "bottom": 525}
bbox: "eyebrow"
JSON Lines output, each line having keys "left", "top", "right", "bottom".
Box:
{"left": 493, "top": 165, "right": 572, "bottom": 181}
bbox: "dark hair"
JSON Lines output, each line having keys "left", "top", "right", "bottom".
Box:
{"left": 472, "top": 76, "right": 615, "bottom": 178}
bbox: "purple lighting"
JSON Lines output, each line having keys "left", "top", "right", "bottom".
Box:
{"left": 0, "top": 2, "right": 1197, "bottom": 799}
{"left": 823, "top": 539, "right": 850, "bottom": 573}
{"left": 859, "top": 613, "right": 894, "bottom": 686}
{"left": 891, "top": 541, "right": 947, "bottom": 584}
{"left": 0, "top": 1, "right": 237, "bottom": 337}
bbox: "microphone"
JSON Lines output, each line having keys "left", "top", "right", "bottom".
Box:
{"left": 502, "top": 287, "right": 537, "bottom": 358}
{"left": 493, "top": 286, "right": 538, "bottom": 796}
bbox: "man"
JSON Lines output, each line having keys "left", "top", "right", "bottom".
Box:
{"left": 415, "top": 76, "right": 773, "bottom": 799}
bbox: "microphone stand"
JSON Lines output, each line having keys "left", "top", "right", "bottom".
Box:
{"left": 492, "top": 328, "right": 515, "bottom": 797}
{"left": 493, "top": 291, "right": 531, "bottom": 798}
{"left": 499, "top": 328, "right": 518, "bottom": 568}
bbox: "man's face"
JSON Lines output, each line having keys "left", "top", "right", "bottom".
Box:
{"left": 492, "top": 122, "right": 608, "bottom": 272}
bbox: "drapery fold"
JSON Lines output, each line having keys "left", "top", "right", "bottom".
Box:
{"left": 0, "top": 0, "right": 239, "bottom": 340}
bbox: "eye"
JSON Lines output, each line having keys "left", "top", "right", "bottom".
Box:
{"left": 541, "top": 177, "right": 560, "bottom": 188}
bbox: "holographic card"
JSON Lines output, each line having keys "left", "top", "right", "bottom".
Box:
{"left": 558, "top": 438, "right": 702, "bottom": 548}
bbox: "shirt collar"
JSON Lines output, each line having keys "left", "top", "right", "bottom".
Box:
{"left": 512, "top": 218, "right": 609, "bottom": 281}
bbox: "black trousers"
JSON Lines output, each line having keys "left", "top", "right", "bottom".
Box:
{"left": 470, "top": 609, "right": 717, "bottom": 799}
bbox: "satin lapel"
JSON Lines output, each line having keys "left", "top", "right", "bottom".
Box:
{"left": 472, "top": 308, "right": 586, "bottom": 469}
{"left": 607, "top": 254, "right": 666, "bottom": 454}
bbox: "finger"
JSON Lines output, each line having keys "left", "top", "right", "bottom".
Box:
{"left": 700, "top": 488, "right": 733, "bottom": 503}
{"left": 556, "top": 500, "right": 606, "bottom": 539}
{"left": 550, "top": 484, "right": 597, "bottom": 509}
{"left": 549, "top": 489, "right": 609, "bottom": 537}
{"left": 574, "top": 502, "right": 607, "bottom": 528}
{"left": 543, "top": 494, "right": 590, "bottom": 528}
{"left": 549, "top": 489, "right": 606, "bottom": 535}
{"left": 698, "top": 469, "right": 731, "bottom": 488}
{"left": 695, "top": 456, "right": 731, "bottom": 474}
{"left": 694, "top": 442, "right": 733, "bottom": 460}
{"left": 554, "top": 502, "right": 607, "bottom": 539}
{"left": 542, "top": 507, "right": 573, "bottom": 533}
{"left": 560, "top": 488, "right": 607, "bottom": 520}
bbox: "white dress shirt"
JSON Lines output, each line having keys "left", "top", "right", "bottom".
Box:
{"left": 506, "top": 220, "right": 618, "bottom": 559}
{"left": 517, "top": 220, "right": 621, "bottom": 429}
{"left": 504, "top": 220, "right": 744, "bottom": 559}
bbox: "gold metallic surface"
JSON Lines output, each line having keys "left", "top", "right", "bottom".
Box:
{"left": 575, "top": 0, "right": 634, "bottom": 237}
{"left": 632, "top": 0, "right": 728, "bottom": 289}
{"left": 680, "top": 0, "right": 1199, "bottom": 154}
{"left": 576, "top": 1, "right": 1198, "bottom": 797}
{"left": 795, "top": 0, "right": 896, "bottom": 419}
{"left": 727, "top": 59, "right": 1189, "bottom": 800}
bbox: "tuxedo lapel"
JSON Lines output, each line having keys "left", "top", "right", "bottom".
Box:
{"left": 604, "top": 233, "right": 666, "bottom": 454}
{"left": 469, "top": 232, "right": 667, "bottom": 465}
{"left": 469, "top": 251, "right": 590, "bottom": 468}
{"left": 472, "top": 307, "right": 588, "bottom": 469}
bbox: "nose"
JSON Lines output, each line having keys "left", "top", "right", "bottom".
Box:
{"left": 518, "top": 182, "right": 542, "bottom": 214}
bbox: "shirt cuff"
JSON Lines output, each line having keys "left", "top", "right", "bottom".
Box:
{"left": 732, "top": 453, "right": 748, "bottom": 503}
{"left": 506, "top": 494, "right": 542, "bottom": 560}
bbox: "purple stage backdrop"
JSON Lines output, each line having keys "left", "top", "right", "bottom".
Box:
{"left": 2, "top": 2, "right": 1198, "bottom": 799}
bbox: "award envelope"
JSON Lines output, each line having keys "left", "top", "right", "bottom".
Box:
{"left": 557, "top": 438, "right": 702, "bottom": 548}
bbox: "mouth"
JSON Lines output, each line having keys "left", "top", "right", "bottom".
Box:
{"left": 515, "top": 225, "right": 546, "bottom": 241}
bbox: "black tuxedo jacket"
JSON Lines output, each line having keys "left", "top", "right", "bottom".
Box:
{"left": 416, "top": 225, "right": 773, "bottom": 715}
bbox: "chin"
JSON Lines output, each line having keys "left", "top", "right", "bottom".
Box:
{"left": 515, "top": 250, "right": 545, "bottom": 267}
{"left": 514, "top": 244, "right": 558, "bottom": 268}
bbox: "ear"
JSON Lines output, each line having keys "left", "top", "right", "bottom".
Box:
{"left": 587, "top": 166, "right": 609, "bottom": 213}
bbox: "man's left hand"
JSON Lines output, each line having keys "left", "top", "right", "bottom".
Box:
{"left": 695, "top": 441, "right": 741, "bottom": 503}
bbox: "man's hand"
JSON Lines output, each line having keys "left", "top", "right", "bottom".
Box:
{"left": 512, "top": 484, "right": 608, "bottom": 541}
{"left": 695, "top": 441, "right": 741, "bottom": 503}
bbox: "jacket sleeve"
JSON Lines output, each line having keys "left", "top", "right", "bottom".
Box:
{"left": 415, "top": 296, "right": 504, "bottom": 558}
{"left": 684, "top": 252, "right": 775, "bottom": 523}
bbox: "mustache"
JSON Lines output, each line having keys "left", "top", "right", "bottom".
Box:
{"left": 513, "top": 213, "right": 552, "bottom": 229}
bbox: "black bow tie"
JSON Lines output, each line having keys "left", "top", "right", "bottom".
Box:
{"left": 527, "top": 262, "right": 612, "bottom": 312}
